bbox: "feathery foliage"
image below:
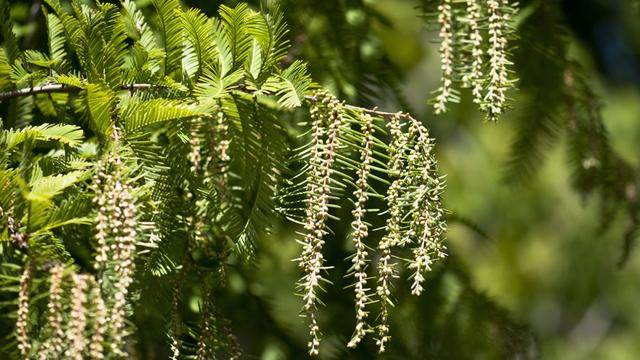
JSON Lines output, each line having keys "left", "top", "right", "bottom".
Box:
{"left": 0, "top": 1, "right": 448, "bottom": 358}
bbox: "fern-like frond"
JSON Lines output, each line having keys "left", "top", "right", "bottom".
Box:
{"left": 274, "top": 60, "right": 312, "bottom": 108}
{"left": 121, "top": 98, "right": 204, "bottom": 133}
{"left": 45, "top": 12, "right": 68, "bottom": 72}
{"left": 1, "top": 124, "right": 84, "bottom": 150}
{"left": 26, "top": 171, "right": 85, "bottom": 203}
{"left": 181, "top": 8, "right": 216, "bottom": 81}
{"left": 193, "top": 67, "right": 243, "bottom": 101}
{"left": 0, "top": 48, "right": 13, "bottom": 91}
{"left": 152, "top": 0, "right": 184, "bottom": 78}
{"left": 0, "top": 0, "right": 19, "bottom": 63}
{"left": 77, "top": 84, "right": 116, "bottom": 137}
{"left": 219, "top": 4, "right": 259, "bottom": 69}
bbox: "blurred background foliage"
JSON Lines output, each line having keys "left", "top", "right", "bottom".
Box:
{"left": 4, "top": 0, "right": 640, "bottom": 358}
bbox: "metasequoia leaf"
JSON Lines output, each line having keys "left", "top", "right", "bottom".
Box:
{"left": 121, "top": 98, "right": 204, "bottom": 132}
{"left": 275, "top": 60, "right": 312, "bottom": 108}
{"left": 1, "top": 124, "right": 84, "bottom": 150}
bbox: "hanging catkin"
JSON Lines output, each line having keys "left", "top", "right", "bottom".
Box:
{"left": 347, "top": 112, "right": 375, "bottom": 348}
{"left": 39, "top": 265, "right": 65, "bottom": 360}
{"left": 299, "top": 91, "right": 343, "bottom": 355}
{"left": 17, "top": 263, "right": 31, "bottom": 356}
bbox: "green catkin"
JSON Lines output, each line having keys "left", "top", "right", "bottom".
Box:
{"left": 347, "top": 112, "right": 375, "bottom": 348}
{"left": 190, "top": 118, "right": 202, "bottom": 174}
{"left": 484, "top": 0, "right": 510, "bottom": 121}
{"left": 66, "top": 274, "right": 89, "bottom": 360}
{"left": 7, "top": 209, "right": 27, "bottom": 250}
{"left": 39, "top": 265, "right": 65, "bottom": 360}
{"left": 196, "top": 284, "right": 213, "bottom": 360}
{"left": 434, "top": 0, "right": 454, "bottom": 114}
{"left": 17, "top": 263, "right": 31, "bottom": 356}
{"left": 108, "top": 175, "right": 137, "bottom": 356}
{"left": 299, "top": 91, "right": 343, "bottom": 355}
{"left": 88, "top": 276, "right": 107, "bottom": 360}
{"left": 376, "top": 113, "right": 407, "bottom": 353}
{"left": 406, "top": 121, "right": 447, "bottom": 296}
{"left": 211, "top": 106, "right": 230, "bottom": 193}
{"left": 168, "top": 270, "right": 186, "bottom": 360}
{"left": 434, "top": 0, "right": 516, "bottom": 120}
{"left": 463, "top": 0, "right": 484, "bottom": 104}
{"left": 92, "top": 127, "right": 138, "bottom": 357}
{"left": 93, "top": 159, "right": 110, "bottom": 274}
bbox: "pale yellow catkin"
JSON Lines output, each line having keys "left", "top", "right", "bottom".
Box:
{"left": 88, "top": 276, "right": 107, "bottom": 360}
{"left": 65, "top": 274, "right": 89, "bottom": 360}
{"left": 376, "top": 114, "right": 406, "bottom": 353}
{"left": 464, "top": 0, "right": 484, "bottom": 104}
{"left": 39, "top": 265, "right": 65, "bottom": 360}
{"left": 434, "top": 0, "right": 454, "bottom": 114}
{"left": 299, "top": 91, "right": 343, "bottom": 355}
{"left": 485, "top": 0, "right": 510, "bottom": 119}
{"left": 17, "top": 263, "right": 31, "bottom": 356}
{"left": 347, "top": 112, "right": 375, "bottom": 348}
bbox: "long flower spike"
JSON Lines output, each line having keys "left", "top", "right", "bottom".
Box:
{"left": 299, "top": 91, "right": 343, "bottom": 355}
{"left": 347, "top": 112, "right": 375, "bottom": 348}
{"left": 376, "top": 113, "right": 407, "bottom": 353}
{"left": 17, "top": 263, "right": 31, "bottom": 356}
{"left": 88, "top": 276, "right": 107, "bottom": 360}
{"left": 66, "top": 274, "right": 89, "bottom": 360}
{"left": 39, "top": 265, "right": 65, "bottom": 360}
{"left": 464, "top": 0, "right": 484, "bottom": 104}
{"left": 434, "top": 0, "right": 454, "bottom": 114}
{"left": 485, "top": 0, "right": 510, "bottom": 121}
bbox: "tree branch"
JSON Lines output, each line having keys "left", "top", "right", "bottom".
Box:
{"left": 303, "top": 95, "right": 430, "bottom": 138}
{"left": 0, "top": 84, "right": 427, "bottom": 131}
{"left": 0, "top": 83, "right": 154, "bottom": 101}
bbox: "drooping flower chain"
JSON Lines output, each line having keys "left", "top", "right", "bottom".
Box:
{"left": 168, "top": 270, "right": 186, "bottom": 360}
{"left": 206, "top": 105, "right": 231, "bottom": 193}
{"left": 7, "top": 208, "right": 28, "bottom": 250}
{"left": 190, "top": 118, "right": 202, "bottom": 174}
{"left": 484, "top": 0, "right": 510, "bottom": 120}
{"left": 30, "top": 266, "right": 107, "bottom": 359}
{"left": 375, "top": 113, "right": 408, "bottom": 353}
{"left": 39, "top": 265, "right": 65, "bottom": 360}
{"left": 463, "top": 0, "right": 484, "bottom": 103}
{"left": 434, "top": 0, "right": 455, "bottom": 114}
{"left": 17, "top": 263, "right": 31, "bottom": 356}
{"left": 433, "top": 0, "right": 516, "bottom": 120}
{"left": 196, "top": 285, "right": 213, "bottom": 360}
{"left": 66, "top": 274, "right": 89, "bottom": 360}
{"left": 299, "top": 90, "right": 343, "bottom": 355}
{"left": 92, "top": 126, "right": 138, "bottom": 356}
{"left": 347, "top": 112, "right": 375, "bottom": 348}
{"left": 405, "top": 121, "right": 447, "bottom": 296}
{"left": 88, "top": 276, "right": 107, "bottom": 360}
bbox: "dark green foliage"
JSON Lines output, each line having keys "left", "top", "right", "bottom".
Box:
{"left": 505, "top": 1, "right": 640, "bottom": 266}
{"left": 0, "top": 0, "right": 321, "bottom": 357}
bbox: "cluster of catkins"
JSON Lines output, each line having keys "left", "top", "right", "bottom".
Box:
{"left": 14, "top": 128, "right": 138, "bottom": 358}
{"left": 16, "top": 265, "right": 109, "bottom": 360}
{"left": 298, "top": 91, "right": 447, "bottom": 355}
{"left": 189, "top": 106, "right": 231, "bottom": 186}
{"left": 92, "top": 134, "right": 138, "bottom": 357}
{"left": 38, "top": 267, "right": 107, "bottom": 360}
{"left": 434, "top": 0, "right": 517, "bottom": 121}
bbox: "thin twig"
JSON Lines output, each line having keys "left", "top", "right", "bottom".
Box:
{"left": 303, "top": 95, "right": 430, "bottom": 140}
{"left": 0, "top": 84, "right": 428, "bottom": 133}
{"left": 0, "top": 83, "right": 154, "bottom": 101}
{"left": 303, "top": 95, "right": 417, "bottom": 121}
